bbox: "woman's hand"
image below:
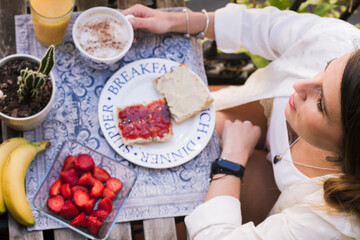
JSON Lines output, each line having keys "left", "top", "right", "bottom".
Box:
{"left": 122, "top": 4, "right": 174, "bottom": 34}
{"left": 205, "top": 120, "right": 261, "bottom": 201}
{"left": 122, "top": 4, "right": 216, "bottom": 39}
{"left": 220, "top": 120, "right": 261, "bottom": 166}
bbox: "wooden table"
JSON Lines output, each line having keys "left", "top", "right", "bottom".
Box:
{"left": 0, "top": 0, "right": 189, "bottom": 239}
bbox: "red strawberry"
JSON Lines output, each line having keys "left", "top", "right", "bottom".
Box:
{"left": 90, "top": 179, "right": 104, "bottom": 198}
{"left": 90, "top": 209, "right": 108, "bottom": 222}
{"left": 102, "top": 187, "right": 116, "bottom": 200}
{"left": 60, "top": 200, "right": 79, "bottom": 219}
{"left": 73, "top": 189, "right": 91, "bottom": 207}
{"left": 49, "top": 178, "right": 62, "bottom": 196}
{"left": 75, "top": 154, "right": 95, "bottom": 172}
{"left": 59, "top": 169, "right": 79, "bottom": 187}
{"left": 62, "top": 155, "right": 76, "bottom": 171}
{"left": 47, "top": 195, "right": 64, "bottom": 213}
{"left": 93, "top": 167, "right": 110, "bottom": 182}
{"left": 78, "top": 172, "right": 96, "bottom": 186}
{"left": 86, "top": 216, "right": 102, "bottom": 235}
{"left": 71, "top": 185, "right": 90, "bottom": 194}
{"left": 70, "top": 212, "right": 86, "bottom": 227}
{"left": 98, "top": 197, "right": 113, "bottom": 213}
{"left": 60, "top": 183, "right": 72, "bottom": 199}
{"left": 82, "top": 198, "right": 96, "bottom": 214}
{"left": 106, "top": 178, "right": 123, "bottom": 193}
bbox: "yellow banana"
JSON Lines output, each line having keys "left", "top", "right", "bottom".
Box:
{"left": 2, "top": 140, "right": 50, "bottom": 226}
{"left": 0, "top": 137, "right": 30, "bottom": 214}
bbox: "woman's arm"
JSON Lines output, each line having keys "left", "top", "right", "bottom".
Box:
{"left": 186, "top": 121, "right": 347, "bottom": 239}
{"left": 214, "top": 3, "right": 360, "bottom": 60}
{"left": 186, "top": 181, "right": 345, "bottom": 240}
{"left": 123, "top": 4, "right": 360, "bottom": 62}
{"left": 121, "top": 4, "right": 215, "bottom": 39}
{"left": 205, "top": 120, "right": 260, "bottom": 201}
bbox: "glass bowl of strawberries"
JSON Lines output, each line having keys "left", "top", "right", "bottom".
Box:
{"left": 32, "top": 139, "right": 137, "bottom": 239}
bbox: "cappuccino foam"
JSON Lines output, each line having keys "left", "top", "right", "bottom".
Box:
{"left": 76, "top": 13, "right": 129, "bottom": 59}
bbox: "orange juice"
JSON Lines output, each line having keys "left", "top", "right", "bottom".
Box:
{"left": 30, "top": 0, "right": 74, "bottom": 46}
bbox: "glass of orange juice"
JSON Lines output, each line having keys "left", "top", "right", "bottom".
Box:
{"left": 29, "top": 0, "right": 75, "bottom": 46}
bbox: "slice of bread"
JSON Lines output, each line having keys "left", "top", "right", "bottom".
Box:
{"left": 117, "top": 98, "right": 173, "bottom": 145}
{"left": 153, "top": 64, "right": 213, "bottom": 123}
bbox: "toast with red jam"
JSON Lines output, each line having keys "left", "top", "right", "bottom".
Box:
{"left": 117, "top": 97, "right": 173, "bottom": 145}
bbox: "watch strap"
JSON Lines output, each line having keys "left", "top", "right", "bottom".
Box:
{"left": 210, "top": 158, "right": 245, "bottom": 182}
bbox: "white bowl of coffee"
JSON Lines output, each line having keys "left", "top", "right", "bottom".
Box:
{"left": 72, "top": 7, "right": 133, "bottom": 70}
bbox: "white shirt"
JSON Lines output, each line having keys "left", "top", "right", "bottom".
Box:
{"left": 185, "top": 4, "right": 360, "bottom": 239}
{"left": 185, "top": 176, "right": 360, "bottom": 239}
{"left": 267, "top": 97, "right": 308, "bottom": 191}
{"left": 211, "top": 4, "right": 360, "bottom": 111}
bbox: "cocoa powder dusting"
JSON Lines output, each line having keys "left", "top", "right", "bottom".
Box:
{"left": 80, "top": 17, "right": 126, "bottom": 58}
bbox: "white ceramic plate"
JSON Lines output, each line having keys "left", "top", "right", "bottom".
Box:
{"left": 98, "top": 58, "right": 215, "bottom": 169}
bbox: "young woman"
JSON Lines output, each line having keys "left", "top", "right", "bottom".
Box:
{"left": 123, "top": 3, "right": 360, "bottom": 239}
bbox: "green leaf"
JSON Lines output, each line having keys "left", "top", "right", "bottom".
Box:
{"left": 306, "top": 0, "right": 328, "bottom": 6}
{"left": 24, "top": 70, "right": 36, "bottom": 90}
{"left": 236, "top": 49, "right": 271, "bottom": 68}
{"left": 249, "top": 54, "right": 271, "bottom": 68}
{"left": 298, "top": 0, "right": 328, "bottom": 11}
{"left": 38, "top": 45, "right": 55, "bottom": 76}
{"left": 236, "top": 0, "right": 251, "bottom": 4}
{"left": 314, "top": 3, "right": 333, "bottom": 16}
{"left": 17, "top": 76, "right": 23, "bottom": 86}
{"left": 17, "top": 86, "right": 25, "bottom": 102}
{"left": 270, "top": 0, "right": 292, "bottom": 10}
{"left": 20, "top": 68, "right": 29, "bottom": 79}
{"left": 18, "top": 68, "right": 30, "bottom": 85}
{"left": 30, "top": 89, "right": 39, "bottom": 99}
{"left": 35, "top": 77, "right": 45, "bottom": 89}
{"left": 330, "top": 8, "right": 341, "bottom": 18}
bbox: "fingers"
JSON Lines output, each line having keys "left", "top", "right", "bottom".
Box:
{"left": 222, "top": 119, "right": 261, "bottom": 148}
{"left": 128, "top": 17, "right": 153, "bottom": 31}
{"left": 220, "top": 120, "right": 262, "bottom": 166}
{"left": 122, "top": 4, "right": 151, "bottom": 17}
{"left": 224, "top": 119, "right": 255, "bottom": 128}
{"left": 122, "top": 4, "right": 169, "bottom": 34}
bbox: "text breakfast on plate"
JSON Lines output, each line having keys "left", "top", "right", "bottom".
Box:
{"left": 98, "top": 58, "right": 216, "bottom": 168}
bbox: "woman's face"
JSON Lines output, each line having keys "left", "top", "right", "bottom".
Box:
{"left": 285, "top": 53, "right": 352, "bottom": 152}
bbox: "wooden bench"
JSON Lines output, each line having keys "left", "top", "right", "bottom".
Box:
{"left": 0, "top": 0, "right": 187, "bottom": 239}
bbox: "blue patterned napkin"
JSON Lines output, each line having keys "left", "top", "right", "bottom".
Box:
{"left": 15, "top": 11, "right": 220, "bottom": 230}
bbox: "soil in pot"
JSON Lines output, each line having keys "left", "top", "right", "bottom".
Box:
{"left": 0, "top": 59, "right": 53, "bottom": 118}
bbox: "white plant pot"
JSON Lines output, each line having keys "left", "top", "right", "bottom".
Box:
{"left": 0, "top": 54, "right": 55, "bottom": 131}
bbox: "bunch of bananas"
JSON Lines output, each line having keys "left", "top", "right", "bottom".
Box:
{"left": 0, "top": 137, "right": 50, "bottom": 226}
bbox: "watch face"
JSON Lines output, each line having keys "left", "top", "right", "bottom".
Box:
{"left": 218, "top": 159, "right": 241, "bottom": 172}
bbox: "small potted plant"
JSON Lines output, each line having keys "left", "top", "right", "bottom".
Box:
{"left": 0, "top": 45, "right": 56, "bottom": 131}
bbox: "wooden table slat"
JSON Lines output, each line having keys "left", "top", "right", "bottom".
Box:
{"left": 0, "top": 0, "right": 27, "bottom": 58}
{"left": 143, "top": 217, "right": 177, "bottom": 240}
{"left": 107, "top": 222, "right": 132, "bottom": 240}
{"left": 8, "top": 214, "right": 44, "bottom": 240}
{"left": 54, "top": 228, "right": 87, "bottom": 240}
{"left": 156, "top": 0, "right": 185, "bottom": 8}
{"left": 117, "top": 0, "right": 149, "bottom": 9}
{"left": 77, "top": 0, "right": 108, "bottom": 11}
{"left": 53, "top": 222, "right": 132, "bottom": 240}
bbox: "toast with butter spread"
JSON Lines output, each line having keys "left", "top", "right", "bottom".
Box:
{"left": 153, "top": 64, "right": 213, "bottom": 123}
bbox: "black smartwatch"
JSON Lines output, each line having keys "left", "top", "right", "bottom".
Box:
{"left": 210, "top": 158, "right": 245, "bottom": 183}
